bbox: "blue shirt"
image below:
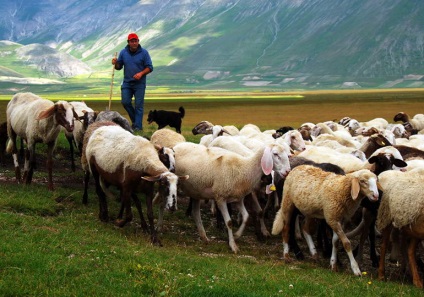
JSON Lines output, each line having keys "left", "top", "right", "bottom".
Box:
{"left": 116, "top": 45, "right": 153, "bottom": 85}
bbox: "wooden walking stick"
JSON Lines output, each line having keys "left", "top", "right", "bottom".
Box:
{"left": 108, "top": 52, "right": 118, "bottom": 111}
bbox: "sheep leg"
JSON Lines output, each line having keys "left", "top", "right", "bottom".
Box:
{"left": 191, "top": 199, "right": 209, "bottom": 243}
{"left": 281, "top": 203, "right": 296, "bottom": 261}
{"left": 330, "top": 222, "right": 361, "bottom": 276}
{"left": 9, "top": 131, "right": 21, "bottom": 182}
{"left": 22, "top": 146, "right": 30, "bottom": 183}
{"left": 289, "top": 208, "right": 305, "bottom": 260}
{"left": 368, "top": 216, "right": 380, "bottom": 267}
{"left": 248, "top": 191, "right": 270, "bottom": 238}
{"left": 185, "top": 197, "right": 193, "bottom": 217}
{"left": 330, "top": 231, "right": 340, "bottom": 272}
{"left": 216, "top": 200, "right": 239, "bottom": 253}
{"left": 154, "top": 192, "right": 165, "bottom": 232}
{"left": 378, "top": 225, "right": 392, "bottom": 281}
{"left": 295, "top": 215, "right": 303, "bottom": 240}
{"left": 116, "top": 188, "right": 133, "bottom": 227}
{"left": 46, "top": 142, "right": 55, "bottom": 191}
{"left": 210, "top": 200, "right": 217, "bottom": 216}
{"left": 389, "top": 228, "right": 401, "bottom": 263}
{"left": 234, "top": 199, "right": 249, "bottom": 239}
{"left": 66, "top": 135, "right": 76, "bottom": 172}
{"left": 302, "top": 217, "right": 318, "bottom": 260}
{"left": 92, "top": 168, "right": 109, "bottom": 222}
{"left": 82, "top": 170, "right": 90, "bottom": 205}
{"left": 145, "top": 187, "right": 162, "bottom": 246}
{"left": 262, "top": 193, "right": 273, "bottom": 218}
{"left": 353, "top": 208, "right": 374, "bottom": 266}
{"left": 131, "top": 193, "right": 149, "bottom": 233}
{"left": 317, "top": 220, "right": 332, "bottom": 258}
{"left": 407, "top": 237, "right": 423, "bottom": 288}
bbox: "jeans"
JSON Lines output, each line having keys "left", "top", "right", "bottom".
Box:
{"left": 121, "top": 82, "right": 146, "bottom": 130}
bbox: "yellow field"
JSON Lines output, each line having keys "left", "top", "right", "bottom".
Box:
{"left": 1, "top": 89, "right": 424, "bottom": 134}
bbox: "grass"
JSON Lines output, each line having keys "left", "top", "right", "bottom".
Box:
{"left": 1, "top": 91, "right": 424, "bottom": 296}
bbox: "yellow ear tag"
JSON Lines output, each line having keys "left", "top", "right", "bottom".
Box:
{"left": 270, "top": 184, "right": 276, "bottom": 191}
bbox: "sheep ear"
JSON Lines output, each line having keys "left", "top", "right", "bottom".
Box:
{"left": 351, "top": 178, "right": 360, "bottom": 200}
{"left": 377, "top": 181, "right": 383, "bottom": 192}
{"left": 261, "top": 146, "right": 273, "bottom": 175}
{"left": 154, "top": 144, "right": 163, "bottom": 151}
{"left": 178, "top": 174, "right": 189, "bottom": 181}
{"left": 36, "top": 105, "right": 56, "bottom": 120}
{"left": 141, "top": 175, "right": 161, "bottom": 182}
{"left": 73, "top": 109, "right": 80, "bottom": 120}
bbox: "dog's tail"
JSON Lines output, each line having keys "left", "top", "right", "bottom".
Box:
{"left": 179, "top": 106, "right": 185, "bottom": 118}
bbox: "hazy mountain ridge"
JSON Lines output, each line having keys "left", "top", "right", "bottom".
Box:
{"left": 0, "top": 0, "right": 423, "bottom": 89}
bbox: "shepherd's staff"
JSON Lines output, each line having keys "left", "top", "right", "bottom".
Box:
{"left": 108, "top": 52, "right": 118, "bottom": 110}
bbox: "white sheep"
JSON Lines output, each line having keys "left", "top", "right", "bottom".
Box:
{"left": 149, "top": 128, "right": 187, "bottom": 228}
{"left": 95, "top": 110, "right": 133, "bottom": 133}
{"left": 65, "top": 101, "right": 97, "bottom": 171}
{"left": 277, "top": 129, "right": 306, "bottom": 152}
{"left": 272, "top": 165, "right": 379, "bottom": 276}
{"left": 150, "top": 128, "right": 186, "bottom": 149}
{"left": 347, "top": 118, "right": 389, "bottom": 132}
{"left": 85, "top": 124, "right": 188, "bottom": 245}
{"left": 208, "top": 135, "right": 275, "bottom": 237}
{"left": 394, "top": 112, "right": 424, "bottom": 131}
{"left": 173, "top": 141, "right": 291, "bottom": 253}
{"left": 376, "top": 169, "right": 424, "bottom": 288}
{"left": 6, "top": 92, "right": 78, "bottom": 190}
{"left": 199, "top": 125, "right": 231, "bottom": 146}
{"left": 297, "top": 146, "right": 369, "bottom": 173}
{"left": 311, "top": 122, "right": 353, "bottom": 140}
{"left": 223, "top": 125, "right": 240, "bottom": 135}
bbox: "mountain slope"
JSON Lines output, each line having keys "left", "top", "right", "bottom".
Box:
{"left": 0, "top": 0, "right": 423, "bottom": 89}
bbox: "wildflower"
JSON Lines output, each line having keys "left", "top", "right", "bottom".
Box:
{"left": 362, "top": 271, "right": 367, "bottom": 276}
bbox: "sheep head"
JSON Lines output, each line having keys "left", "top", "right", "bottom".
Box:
{"left": 37, "top": 101, "right": 76, "bottom": 133}
{"left": 350, "top": 170, "right": 379, "bottom": 202}
{"left": 261, "top": 144, "right": 291, "bottom": 178}
{"left": 142, "top": 172, "right": 189, "bottom": 211}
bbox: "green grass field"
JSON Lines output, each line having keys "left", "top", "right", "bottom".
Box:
{"left": 1, "top": 90, "right": 424, "bottom": 296}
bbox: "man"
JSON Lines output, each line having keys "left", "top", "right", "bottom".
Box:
{"left": 112, "top": 32, "right": 153, "bottom": 131}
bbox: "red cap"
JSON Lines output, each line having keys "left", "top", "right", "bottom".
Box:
{"left": 127, "top": 33, "right": 139, "bottom": 41}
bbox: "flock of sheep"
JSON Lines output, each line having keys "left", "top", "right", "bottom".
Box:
{"left": 3, "top": 92, "right": 424, "bottom": 289}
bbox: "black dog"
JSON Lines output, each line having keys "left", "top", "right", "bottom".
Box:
{"left": 147, "top": 106, "right": 185, "bottom": 133}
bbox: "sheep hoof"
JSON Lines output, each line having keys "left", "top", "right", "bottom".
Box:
{"left": 283, "top": 254, "right": 293, "bottom": 263}
{"left": 151, "top": 236, "right": 163, "bottom": 247}
{"left": 200, "top": 235, "right": 210, "bottom": 243}
{"left": 99, "top": 213, "right": 109, "bottom": 222}
{"left": 114, "top": 219, "right": 127, "bottom": 228}
{"left": 230, "top": 244, "right": 239, "bottom": 254}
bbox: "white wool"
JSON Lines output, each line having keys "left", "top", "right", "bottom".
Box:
{"left": 377, "top": 170, "right": 424, "bottom": 230}
{"left": 86, "top": 126, "right": 155, "bottom": 173}
{"left": 150, "top": 128, "right": 185, "bottom": 148}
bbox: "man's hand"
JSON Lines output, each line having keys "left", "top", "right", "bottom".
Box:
{"left": 111, "top": 58, "right": 117, "bottom": 65}
{"left": 133, "top": 72, "right": 143, "bottom": 80}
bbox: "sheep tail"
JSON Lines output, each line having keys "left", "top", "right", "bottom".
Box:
{"left": 271, "top": 208, "right": 284, "bottom": 235}
{"left": 179, "top": 106, "right": 185, "bottom": 118}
